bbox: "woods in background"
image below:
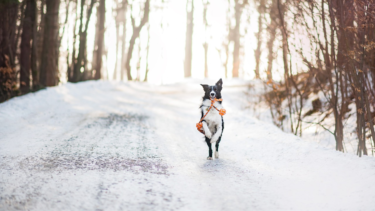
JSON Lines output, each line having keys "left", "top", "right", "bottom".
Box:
{"left": 0, "top": 0, "right": 152, "bottom": 101}
{"left": 1, "top": 0, "right": 255, "bottom": 103}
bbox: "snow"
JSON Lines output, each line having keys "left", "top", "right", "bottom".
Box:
{"left": 1, "top": 80, "right": 375, "bottom": 210}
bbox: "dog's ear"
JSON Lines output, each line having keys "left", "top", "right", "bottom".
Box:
{"left": 216, "top": 78, "right": 223, "bottom": 87}
{"left": 200, "top": 84, "right": 209, "bottom": 91}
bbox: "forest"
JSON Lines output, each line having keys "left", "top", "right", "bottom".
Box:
{"left": 1, "top": 0, "right": 375, "bottom": 156}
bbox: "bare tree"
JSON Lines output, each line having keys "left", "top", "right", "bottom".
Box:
{"left": 125, "top": 0, "right": 150, "bottom": 81}
{"left": 232, "top": 0, "right": 248, "bottom": 78}
{"left": 20, "top": 0, "right": 36, "bottom": 93}
{"left": 39, "top": 0, "right": 60, "bottom": 86}
{"left": 93, "top": 0, "right": 106, "bottom": 80}
{"left": 71, "top": 0, "right": 95, "bottom": 82}
{"left": 254, "top": 0, "right": 264, "bottom": 79}
{"left": 202, "top": 0, "right": 209, "bottom": 78}
{"left": 113, "top": 0, "right": 128, "bottom": 80}
{"left": 135, "top": 37, "right": 142, "bottom": 81}
{"left": 266, "top": 0, "right": 277, "bottom": 80}
{"left": 31, "top": 0, "right": 44, "bottom": 90}
{"left": 217, "top": 0, "right": 232, "bottom": 79}
{"left": 120, "top": 0, "right": 128, "bottom": 80}
{"left": 144, "top": 23, "right": 150, "bottom": 82}
{"left": 184, "top": 0, "right": 194, "bottom": 78}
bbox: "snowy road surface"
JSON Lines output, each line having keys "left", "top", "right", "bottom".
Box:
{"left": 1, "top": 80, "right": 375, "bottom": 211}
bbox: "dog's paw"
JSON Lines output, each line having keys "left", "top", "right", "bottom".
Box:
{"left": 215, "top": 151, "right": 219, "bottom": 159}
{"left": 207, "top": 157, "right": 213, "bottom": 160}
{"left": 205, "top": 131, "right": 212, "bottom": 139}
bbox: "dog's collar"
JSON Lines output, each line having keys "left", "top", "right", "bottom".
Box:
{"left": 204, "top": 98, "right": 222, "bottom": 103}
{"left": 211, "top": 98, "right": 222, "bottom": 102}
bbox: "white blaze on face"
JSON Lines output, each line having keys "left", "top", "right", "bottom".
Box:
{"left": 210, "top": 86, "right": 216, "bottom": 98}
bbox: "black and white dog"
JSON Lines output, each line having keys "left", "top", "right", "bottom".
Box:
{"left": 200, "top": 79, "right": 224, "bottom": 160}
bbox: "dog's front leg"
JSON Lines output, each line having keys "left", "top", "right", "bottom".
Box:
{"left": 202, "top": 121, "right": 212, "bottom": 139}
{"left": 210, "top": 124, "right": 223, "bottom": 143}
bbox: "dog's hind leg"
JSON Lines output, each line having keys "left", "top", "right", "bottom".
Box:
{"left": 215, "top": 136, "right": 222, "bottom": 158}
{"left": 210, "top": 124, "right": 223, "bottom": 144}
{"left": 205, "top": 137, "right": 213, "bottom": 160}
{"left": 215, "top": 118, "right": 224, "bottom": 158}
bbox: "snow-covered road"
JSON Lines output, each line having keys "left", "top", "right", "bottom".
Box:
{"left": 1, "top": 80, "right": 375, "bottom": 211}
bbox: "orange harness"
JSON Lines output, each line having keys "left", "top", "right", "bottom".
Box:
{"left": 196, "top": 98, "right": 226, "bottom": 134}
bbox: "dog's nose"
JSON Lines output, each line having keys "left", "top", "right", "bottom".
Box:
{"left": 210, "top": 93, "right": 215, "bottom": 96}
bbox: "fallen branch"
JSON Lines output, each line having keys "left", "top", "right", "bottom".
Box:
{"left": 302, "top": 120, "right": 334, "bottom": 136}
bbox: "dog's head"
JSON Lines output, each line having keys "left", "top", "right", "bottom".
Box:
{"left": 201, "top": 79, "right": 223, "bottom": 100}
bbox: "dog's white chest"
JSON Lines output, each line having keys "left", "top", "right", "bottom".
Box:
{"left": 201, "top": 100, "right": 223, "bottom": 125}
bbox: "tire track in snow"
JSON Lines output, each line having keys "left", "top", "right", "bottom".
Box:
{"left": 1, "top": 97, "right": 179, "bottom": 210}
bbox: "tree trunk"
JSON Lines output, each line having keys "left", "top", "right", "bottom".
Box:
{"left": 326, "top": 0, "right": 347, "bottom": 152}
{"left": 72, "top": 0, "right": 85, "bottom": 82}
{"left": 31, "top": 0, "right": 39, "bottom": 90}
{"left": 277, "top": 0, "right": 289, "bottom": 78}
{"left": 0, "top": 0, "right": 19, "bottom": 102}
{"left": 120, "top": 16, "right": 127, "bottom": 80}
{"left": 72, "top": 0, "right": 95, "bottom": 82}
{"left": 91, "top": 5, "right": 99, "bottom": 78}
{"left": 125, "top": 0, "right": 149, "bottom": 81}
{"left": 224, "top": 2, "right": 231, "bottom": 78}
{"left": 113, "top": 2, "right": 120, "bottom": 80}
{"left": 362, "top": 2, "right": 375, "bottom": 152}
{"left": 20, "top": 0, "right": 36, "bottom": 93}
{"left": 113, "top": 0, "right": 126, "bottom": 80}
{"left": 40, "top": 0, "right": 60, "bottom": 87}
{"left": 254, "top": 0, "right": 264, "bottom": 79}
{"left": 120, "top": 0, "right": 128, "bottom": 81}
{"left": 94, "top": 0, "right": 105, "bottom": 80}
{"left": 136, "top": 38, "right": 141, "bottom": 81}
{"left": 34, "top": 0, "right": 45, "bottom": 88}
{"left": 144, "top": 24, "right": 150, "bottom": 82}
{"left": 266, "top": 0, "right": 277, "bottom": 81}
{"left": 232, "top": 0, "right": 247, "bottom": 77}
{"left": 69, "top": 2, "right": 79, "bottom": 82}
{"left": 202, "top": 0, "right": 209, "bottom": 78}
{"left": 277, "top": 0, "right": 295, "bottom": 134}
{"left": 184, "top": 0, "right": 194, "bottom": 78}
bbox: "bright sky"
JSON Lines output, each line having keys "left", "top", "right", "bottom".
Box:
{"left": 59, "top": 0, "right": 284, "bottom": 85}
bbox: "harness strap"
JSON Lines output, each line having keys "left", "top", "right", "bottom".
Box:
{"left": 198, "top": 98, "right": 222, "bottom": 123}
{"left": 197, "top": 98, "right": 226, "bottom": 135}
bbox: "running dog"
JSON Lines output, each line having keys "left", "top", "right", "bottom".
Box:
{"left": 200, "top": 79, "right": 225, "bottom": 160}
